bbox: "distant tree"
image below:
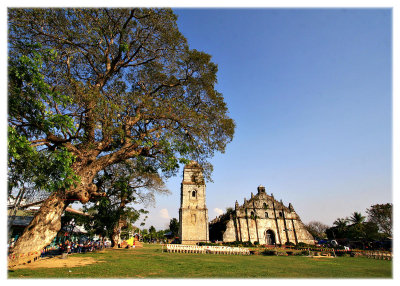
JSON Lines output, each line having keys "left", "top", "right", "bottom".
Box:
{"left": 366, "top": 203, "right": 392, "bottom": 237}
{"left": 362, "top": 221, "right": 381, "bottom": 241}
{"left": 305, "top": 221, "right": 329, "bottom": 240}
{"left": 168, "top": 218, "right": 179, "bottom": 237}
{"left": 327, "top": 208, "right": 387, "bottom": 248}
{"left": 156, "top": 230, "right": 166, "bottom": 242}
{"left": 349, "top": 212, "right": 365, "bottom": 225}
{"left": 141, "top": 229, "right": 149, "bottom": 242}
{"left": 326, "top": 218, "right": 349, "bottom": 240}
{"left": 149, "top": 226, "right": 156, "bottom": 241}
{"left": 333, "top": 218, "right": 349, "bottom": 229}
{"left": 346, "top": 221, "right": 380, "bottom": 248}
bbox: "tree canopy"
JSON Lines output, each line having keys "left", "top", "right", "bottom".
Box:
{"left": 304, "top": 221, "right": 329, "bottom": 240}
{"left": 366, "top": 203, "right": 392, "bottom": 237}
{"left": 8, "top": 8, "right": 235, "bottom": 202}
{"left": 8, "top": 8, "right": 235, "bottom": 266}
{"left": 326, "top": 205, "right": 392, "bottom": 246}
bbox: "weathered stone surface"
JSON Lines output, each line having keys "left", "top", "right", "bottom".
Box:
{"left": 210, "top": 185, "right": 315, "bottom": 245}
{"left": 179, "top": 162, "right": 209, "bottom": 245}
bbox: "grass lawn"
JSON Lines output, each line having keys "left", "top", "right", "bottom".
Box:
{"left": 8, "top": 244, "right": 392, "bottom": 278}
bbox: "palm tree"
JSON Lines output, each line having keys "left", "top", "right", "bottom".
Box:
{"left": 333, "top": 218, "right": 348, "bottom": 234}
{"left": 334, "top": 218, "right": 348, "bottom": 227}
{"left": 349, "top": 212, "right": 365, "bottom": 225}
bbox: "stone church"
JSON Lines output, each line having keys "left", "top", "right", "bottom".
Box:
{"left": 179, "top": 162, "right": 209, "bottom": 244}
{"left": 209, "top": 185, "right": 315, "bottom": 245}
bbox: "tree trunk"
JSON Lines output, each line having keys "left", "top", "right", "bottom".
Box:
{"left": 8, "top": 162, "right": 102, "bottom": 267}
{"left": 111, "top": 229, "right": 120, "bottom": 248}
{"left": 8, "top": 191, "right": 69, "bottom": 267}
{"left": 111, "top": 219, "right": 124, "bottom": 248}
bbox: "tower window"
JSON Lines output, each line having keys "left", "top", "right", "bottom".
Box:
{"left": 263, "top": 203, "right": 268, "bottom": 209}
{"left": 279, "top": 212, "right": 283, "bottom": 218}
{"left": 265, "top": 212, "right": 269, "bottom": 218}
{"left": 192, "top": 190, "right": 197, "bottom": 198}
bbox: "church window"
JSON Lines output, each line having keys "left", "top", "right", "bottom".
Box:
{"left": 263, "top": 203, "right": 268, "bottom": 209}
{"left": 250, "top": 211, "right": 255, "bottom": 217}
{"left": 279, "top": 212, "right": 283, "bottom": 218}
{"left": 265, "top": 212, "right": 269, "bottom": 218}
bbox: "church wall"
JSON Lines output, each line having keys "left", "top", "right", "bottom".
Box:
{"left": 222, "top": 218, "right": 236, "bottom": 242}
{"left": 255, "top": 218, "right": 279, "bottom": 244}
{"left": 248, "top": 219, "right": 258, "bottom": 243}
{"left": 291, "top": 219, "right": 314, "bottom": 244}
{"left": 238, "top": 217, "right": 249, "bottom": 241}
{"left": 210, "top": 185, "right": 315, "bottom": 246}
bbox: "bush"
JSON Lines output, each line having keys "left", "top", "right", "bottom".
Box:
{"left": 297, "top": 242, "right": 308, "bottom": 248}
{"left": 286, "top": 251, "right": 294, "bottom": 255}
{"left": 254, "top": 241, "right": 259, "bottom": 246}
{"left": 221, "top": 241, "right": 241, "bottom": 247}
{"left": 285, "top": 242, "right": 295, "bottom": 246}
{"left": 242, "top": 241, "right": 253, "bottom": 247}
{"left": 301, "top": 250, "right": 309, "bottom": 256}
{"left": 262, "top": 250, "right": 277, "bottom": 256}
{"left": 198, "top": 242, "right": 219, "bottom": 246}
{"left": 232, "top": 241, "right": 241, "bottom": 247}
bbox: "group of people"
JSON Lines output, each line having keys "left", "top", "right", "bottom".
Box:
{"left": 59, "top": 239, "right": 110, "bottom": 254}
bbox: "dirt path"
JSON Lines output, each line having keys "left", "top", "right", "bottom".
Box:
{"left": 12, "top": 255, "right": 104, "bottom": 269}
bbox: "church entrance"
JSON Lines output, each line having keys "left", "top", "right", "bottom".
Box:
{"left": 264, "top": 230, "right": 276, "bottom": 245}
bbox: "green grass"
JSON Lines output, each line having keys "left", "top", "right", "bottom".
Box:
{"left": 8, "top": 244, "right": 392, "bottom": 278}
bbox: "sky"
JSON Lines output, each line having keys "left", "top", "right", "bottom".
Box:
{"left": 129, "top": 8, "right": 392, "bottom": 230}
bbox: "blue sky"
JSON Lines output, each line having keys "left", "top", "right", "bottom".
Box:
{"left": 110, "top": 9, "right": 393, "bottom": 230}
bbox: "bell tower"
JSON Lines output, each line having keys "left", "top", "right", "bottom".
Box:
{"left": 179, "top": 161, "right": 209, "bottom": 244}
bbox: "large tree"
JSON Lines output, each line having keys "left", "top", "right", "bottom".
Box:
{"left": 8, "top": 8, "right": 235, "bottom": 266}
{"left": 366, "top": 203, "right": 392, "bottom": 237}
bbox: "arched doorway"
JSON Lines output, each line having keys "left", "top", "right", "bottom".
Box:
{"left": 264, "top": 229, "right": 276, "bottom": 245}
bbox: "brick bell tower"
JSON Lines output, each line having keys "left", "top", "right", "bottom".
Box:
{"left": 179, "top": 161, "right": 209, "bottom": 245}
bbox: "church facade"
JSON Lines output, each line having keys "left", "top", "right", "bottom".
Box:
{"left": 179, "top": 162, "right": 209, "bottom": 245}
{"left": 209, "top": 185, "right": 314, "bottom": 245}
